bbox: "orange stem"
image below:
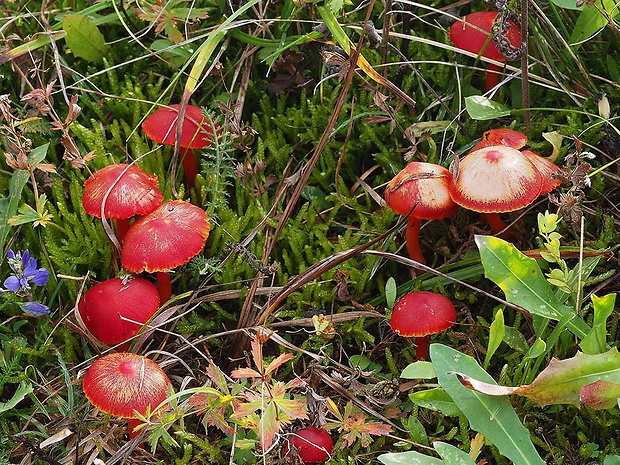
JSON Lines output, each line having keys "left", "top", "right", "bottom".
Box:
{"left": 485, "top": 63, "right": 501, "bottom": 91}
{"left": 481, "top": 212, "right": 513, "bottom": 240}
{"left": 405, "top": 216, "right": 426, "bottom": 264}
{"left": 415, "top": 336, "right": 430, "bottom": 360}
{"left": 116, "top": 219, "right": 130, "bottom": 243}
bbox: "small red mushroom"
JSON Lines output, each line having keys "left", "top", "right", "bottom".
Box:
{"left": 142, "top": 103, "right": 217, "bottom": 189}
{"left": 120, "top": 200, "right": 211, "bottom": 303}
{"left": 82, "top": 352, "right": 173, "bottom": 439}
{"left": 384, "top": 162, "right": 458, "bottom": 264}
{"left": 470, "top": 128, "right": 528, "bottom": 152}
{"left": 82, "top": 164, "right": 163, "bottom": 241}
{"left": 288, "top": 427, "right": 333, "bottom": 464}
{"left": 449, "top": 11, "right": 522, "bottom": 91}
{"left": 77, "top": 276, "right": 160, "bottom": 351}
{"left": 390, "top": 291, "right": 457, "bottom": 360}
{"left": 449, "top": 145, "right": 543, "bottom": 238}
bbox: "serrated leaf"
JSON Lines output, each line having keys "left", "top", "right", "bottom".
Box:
{"left": 475, "top": 235, "right": 590, "bottom": 339}
{"left": 464, "top": 96, "right": 511, "bottom": 120}
{"left": 62, "top": 14, "right": 109, "bottom": 63}
{"left": 430, "top": 344, "right": 545, "bottom": 465}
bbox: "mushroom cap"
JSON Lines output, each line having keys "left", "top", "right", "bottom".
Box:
{"left": 384, "top": 162, "right": 458, "bottom": 220}
{"left": 82, "top": 164, "right": 163, "bottom": 219}
{"left": 121, "top": 200, "right": 211, "bottom": 273}
{"left": 290, "top": 427, "right": 333, "bottom": 464}
{"left": 522, "top": 150, "right": 562, "bottom": 195}
{"left": 449, "top": 145, "right": 543, "bottom": 213}
{"left": 142, "top": 103, "right": 215, "bottom": 150}
{"left": 470, "top": 128, "right": 528, "bottom": 152}
{"left": 82, "top": 352, "right": 172, "bottom": 419}
{"left": 449, "top": 11, "right": 521, "bottom": 62}
{"left": 390, "top": 291, "right": 456, "bottom": 337}
{"left": 77, "top": 277, "right": 160, "bottom": 346}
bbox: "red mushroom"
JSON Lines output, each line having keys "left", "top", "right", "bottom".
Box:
{"left": 449, "top": 11, "right": 522, "bottom": 91}
{"left": 390, "top": 291, "right": 457, "bottom": 360}
{"left": 77, "top": 276, "right": 160, "bottom": 351}
{"left": 384, "top": 162, "right": 458, "bottom": 264}
{"left": 449, "top": 145, "right": 543, "bottom": 238}
{"left": 82, "top": 164, "right": 163, "bottom": 241}
{"left": 82, "top": 352, "right": 173, "bottom": 439}
{"left": 288, "top": 427, "right": 333, "bottom": 464}
{"left": 142, "top": 103, "right": 217, "bottom": 189}
{"left": 120, "top": 200, "right": 211, "bottom": 303}
{"left": 470, "top": 128, "right": 528, "bottom": 152}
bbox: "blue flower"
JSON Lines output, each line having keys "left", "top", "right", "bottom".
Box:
{"left": 4, "top": 249, "right": 49, "bottom": 294}
{"left": 20, "top": 301, "right": 50, "bottom": 317}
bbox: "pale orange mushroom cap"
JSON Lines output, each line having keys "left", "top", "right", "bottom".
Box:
{"left": 384, "top": 162, "right": 458, "bottom": 220}
{"left": 449, "top": 145, "right": 543, "bottom": 213}
{"left": 82, "top": 352, "right": 172, "bottom": 419}
{"left": 121, "top": 200, "right": 211, "bottom": 273}
{"left": 82, "top": 164, "right": 163, "bottom": 219}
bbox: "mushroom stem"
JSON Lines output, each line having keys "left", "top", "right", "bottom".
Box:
{"left": 414, "top": 336, "right": 430, "bottom": 360}
{"left": 157, "top": 271, "right": 172, "bottom": 304}
{"left": 485, "top": 63, "right": 501, "bottom": 90}
{"left": 405, "top": 216, "right": 426, "bottom": 264}
{"left": 128, "top": 418, "right": 142, "bottom": 439}
{"left": 481, "top": 212, "right": 514, "bottom": 240}
{"left": 116, "top": 219, "right": 131, "bottom": 243}
{"left": 181, "top": 148, "right": 199, "bottom": 189}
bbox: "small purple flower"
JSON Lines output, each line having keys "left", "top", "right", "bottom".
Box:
{"left": 4, "top": 249, "right": 49, "bottom": 295}
{"left": 21, "top": 301, "right": 50, "bottom": 317}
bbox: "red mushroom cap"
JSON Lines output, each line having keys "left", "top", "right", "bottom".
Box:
{"left": 384, "top": 162, "right": 458, "bottom": 220}
{"left": 290, "top": 427, "right": 333, "bottom": 464}
{"left": 82, "top": 164, "right": 163, "bottom": 219}
{"left": 470, "top": 128, "right": 528, "bottom": 152}
{"left": 77, "top": 277, "right": 160, "bottom": 346}
{"left": 82, "top": 352, "right": 172, "bottom": 419}
{"left": 390, "top": 291, "right": 456, "bottom": 337}
{"left": 449, "top": 145, "right": 543, "bottom": 213}
{"left": 121, "top": 200, "right": 211, "bottom": 273}
{"left": 142, "top": 103, "right": 215, "bottom": 150}
{"left": 449, "top": 11, "right": 521, "bottom": 63}
{"left": 522, "top": 150, "right": 562, "bottom": 195}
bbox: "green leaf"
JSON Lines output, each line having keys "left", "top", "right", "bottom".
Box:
{"left": 464, "top": 96, "right": 511, "bottom": 120}
{"left": 475, "top": 235, "right": 590, "bottom": 339}
{"left": 580, "top": 293, "right": 616, "bottom": 354}
{"left": 62, "top": 14, "right": 110, "bottom": 63}
{"left": 430, "top": 344, "right": 545, "bottom": 465}
{"left": 379, "top": 451, "right": 444, "bottom": 465}
{"left": 434, "top": 442, "right": 477, "bottom": 465}
{"left": 407, "top": 415, "right": 429, "bottom": 446}
{"left": 409, "top": 388, "right": 462, "bottom": 417}
{"left": 503, "top": 326, "right": 529, "bottom": 353}
{"left": 604, "top": 455, "right": 620, "bottom": 465}
{"left": 0, "top": 170, "right": 29, "bottom": 258}
{"left": 550, "top": 0, "right": 584, "bottom": 10}
{"left": 401, "top": 361, "right": 437, "bottom": 379}
{"left": 385, "top": 277, "right": 397, "bottom": 309}
{"left": 0, "top": 382, "right": 33, "bottom": 413}
{"left": 484, "top": 309, "right": 505, "bottom": 369}
{"left": 579, "top": 380, "right": 620, "bottom": 409}
{"left": 569, "top": 0, "right": 619, "bottom": 47}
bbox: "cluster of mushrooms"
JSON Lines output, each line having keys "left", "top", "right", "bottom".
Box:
{"left": 386, "top": 128, "right": 561, "bottom": 359}
{"left": 78, "top": 103, "right": 213, "bottom": 439}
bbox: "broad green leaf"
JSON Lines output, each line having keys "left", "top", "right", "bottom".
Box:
{"left": 407, "top": 415, "right": 429, "bottom": 446}
{"left": 475, "top": 235, "right": 590, "bottom": 339}
{"left": 569, "top": 0, "right": 619, "bottom": 47}
{"left": 550, "top": 0, "right": 584, "bottom": 10}
{"left": 0, "top": 382, "right": 33, "bottom": 413}
{"left": 379, "top": 451, "right": 444, "bottom": 465}
{"left": 464, "top": 96, "right": 511, "bottom": 120}
{"left": 401, "top": 361, "right": 437, "bottom": 380}
{"left": 484, "top": 309, "right": 505, "bottom": 369}
{"left": 604, "top": 455, "right": 620, "bottom": 465}
{"left": 385, "top": 277, "right": 397, "bottom": 309}
{"left": 0, "top": 170, "right": 29, "bottom": 259}
{"left": 434, "top": 442, "right": 477, "bottom": 465}
{"left": 62, "top": 14, "right": 110, "bottom": 63}
{"left": 430, "top": 344, "right": 545, "bottom": 465}
{"left": 409, "top": 388, "right": 462, "bottom": 417}
{"left": 503, "top": 326, "right": 529, "bottom": 353}
{"left": 580, "top": 293, "right": 616, "bottom": 354}
{"left": 524, "top": 338, "right": 546, "bottom": 360}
